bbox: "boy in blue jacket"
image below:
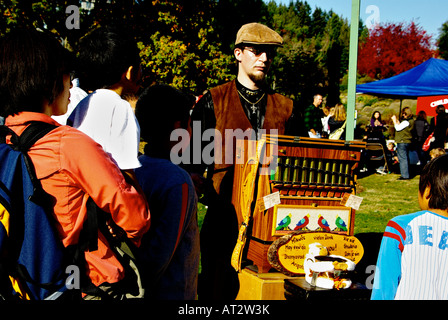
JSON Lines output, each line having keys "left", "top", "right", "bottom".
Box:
{"left": 134, "top": 84, "right": 200, "bottom": 300}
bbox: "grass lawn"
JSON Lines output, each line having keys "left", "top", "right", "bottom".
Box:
{"left": 197, "top": 172, "right": 422, "bottom": 235}
{"left": 195, "top": 172, "right": 421, "bottom": 276}
{"left": 354, "top": 172, "right": 421, "bottom": 234}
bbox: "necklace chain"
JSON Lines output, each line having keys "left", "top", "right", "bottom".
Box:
{"left": 237, "top": 89, "right": 266, "bottom": 114}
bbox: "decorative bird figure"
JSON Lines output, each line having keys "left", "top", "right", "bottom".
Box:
{"left": 317, "top": 214, "right": 331, "bottom": 232}
{"left": 335, "top": 216, "right": 348, "bottom": 232}
{"left": 294, "top": 214, "right": 310, "bottom": 231}
{"left": 276, "top": 213, "right": 292, "bottom": 231}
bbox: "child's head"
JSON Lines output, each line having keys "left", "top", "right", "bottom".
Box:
{"left": 387, "top": 142, "right": 395, "bottom": 150}
{"left": 419, "top": 154, "right": 448, "bottom": 210}
{"left": 77, "top": 26, "right": 141, "bottom": 93}
{"left": 430, "top": 147, "right": 446, "bottom": 160}
{"left": 0, "top": 29, "right": 74, "bottom": 117}
{"left": 135, "top": 84, "right": 195, "bottom": 146}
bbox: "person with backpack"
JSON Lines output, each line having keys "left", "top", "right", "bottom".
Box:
{"left": 413, "top": 110, "right": 430, "bottom": 165}
{"left": 0, "top": 29, "right": 151, "bottom": 300}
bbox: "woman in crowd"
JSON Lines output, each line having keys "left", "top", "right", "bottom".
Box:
{"left": 0, "top": 28, "right": 150, "bottom": 299}
{"left": 413, "top": 110, "right": 430, "bottom": 165}
{"left": 391, "top": 107, "right": 414, "bottom": 180}
{"left": 328, "top": 103, "right": 347, "bottom": 140}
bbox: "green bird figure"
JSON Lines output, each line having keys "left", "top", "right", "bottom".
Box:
{"left": 276, "top": 213, "right": 292, "bottom": 230}
{"left": 335, "top": 215, "right": 348, "bottom": 231}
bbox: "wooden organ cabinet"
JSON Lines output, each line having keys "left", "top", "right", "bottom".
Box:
{"left": 232, "top": 135, "right": 366, "bottom": 273}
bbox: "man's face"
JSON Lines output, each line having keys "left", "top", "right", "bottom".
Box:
{"left": 314, "top": 95, "right": 323, "bottom": 107}
{"left": 234, "top": 45, "right": 276, "bottom": 85}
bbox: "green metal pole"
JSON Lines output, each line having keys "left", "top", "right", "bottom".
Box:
{"left": 346, "top": 0, "right": 360, "bottom": 141}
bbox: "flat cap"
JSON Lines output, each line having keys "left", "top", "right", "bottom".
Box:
{"left": 235, "top": 23, "right": 283, "bottom": 46}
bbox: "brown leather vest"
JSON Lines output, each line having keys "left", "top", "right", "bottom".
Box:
{"left": 209, "top": 80, "right": 293, "bottom": 194}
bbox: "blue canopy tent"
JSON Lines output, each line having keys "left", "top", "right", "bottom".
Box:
{"left": 356, "top": 58, "right": 448, "bottom": 166}
{"left": 356, "top": 58, "right": 448, "bottom": 98}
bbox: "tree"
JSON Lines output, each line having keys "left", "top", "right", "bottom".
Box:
{"left": 437, "top": 21, "right": 448, "bottom": 60}
{"left": 212, "top": 0, "right": 268, "bottom": 52}
{"left": 265, "top": 1, "right": 352, "bottom": 105}
{"left": 0, "top": 0, "right": 138, "bottom": 49}
{"left": 0, "top": 0, "right": 356, "bottom": 99}
{"left": 358, "top": 22, "right": 435, "bottom": 80}
{"left": 319, "top": 13, "right": 350, "bottom": 106}
{"left": 137, "top": 0, "right": 234, "bottom": 93}
{"left": 0, "top": 0, "right": 234, "bottom": 94}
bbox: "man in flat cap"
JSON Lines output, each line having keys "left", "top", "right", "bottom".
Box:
{"left": 187, "top": 22, "right": 305, "bottom": 300}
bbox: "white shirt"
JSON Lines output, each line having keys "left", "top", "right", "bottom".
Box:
{"left": 394, "top": 119, "right": 409, "bottom": 131}
{"left": 68, "top": 89, "right": 141, "bottom": 170}
{"left": 321, "top": 114, "right": 331, "bottom": 134}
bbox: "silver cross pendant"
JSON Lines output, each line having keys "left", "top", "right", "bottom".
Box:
{"left": 250, "top": 104, "right": 257, "bottom": 114}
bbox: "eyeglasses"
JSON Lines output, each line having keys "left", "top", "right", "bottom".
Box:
{"left": 243, "top": 46, "right": 277, "bottom": 59}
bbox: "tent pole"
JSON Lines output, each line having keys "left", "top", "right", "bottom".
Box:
{"left": 346, "top": 0, "right": 360, "bottom": 141}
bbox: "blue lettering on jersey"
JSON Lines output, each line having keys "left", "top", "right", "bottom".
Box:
{"left": 404, "top": 224, "right": 413, "bottom": 245}
{"left": 419, "top": 225, "right": 433, "bottom": 247}
{"left": 439, "top": 231, "right": 448, "bottom": 250}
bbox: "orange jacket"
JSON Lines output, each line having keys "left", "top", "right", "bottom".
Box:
{"left": 5, "top": 112, "right": 151, "bottom": 286}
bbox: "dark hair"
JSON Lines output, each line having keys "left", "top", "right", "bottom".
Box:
{"left": 371, "top": 110, "right": 381, "bottom": 119}
{"left": 0, "top": 29, "right": 73, "bottom": 117}
{"left": 436, "top": 105, "right": 446, "bottom": 115}
{"left": 417, "top": 110, "right": 427, "bottom": 120}
{"left": 77, "top": 26, "right": 141, "bottom": 92}
{"left": 419, "top": 154, "right": 448, "bottom": 210}
{"left": 135, "top": 84, "right": 195, "bottom": 142}
{"left": 400, "top": 106, "right": 413, "bottom": 120}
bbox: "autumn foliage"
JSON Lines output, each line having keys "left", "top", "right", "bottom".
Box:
{"left": 358, "top": 22, "right": 435, "bottom": 80}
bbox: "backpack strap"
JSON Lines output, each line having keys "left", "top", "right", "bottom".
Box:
{"left": 18, "top": 122, "right": 57, "bottom": 208}
{"left": 0, "top": 122, "right": 57, "bottom": 149}
{"left": 0, "top": 125, "right": 13, "bottom": 144}
{"left": 16, "top": 122, "right": 99, "bottom": 251}
{"left": 15, "top": 122, "right": 57, "bottom": 153}
{"left": 0, "top": 122, "right": 57, "bottom": 209}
